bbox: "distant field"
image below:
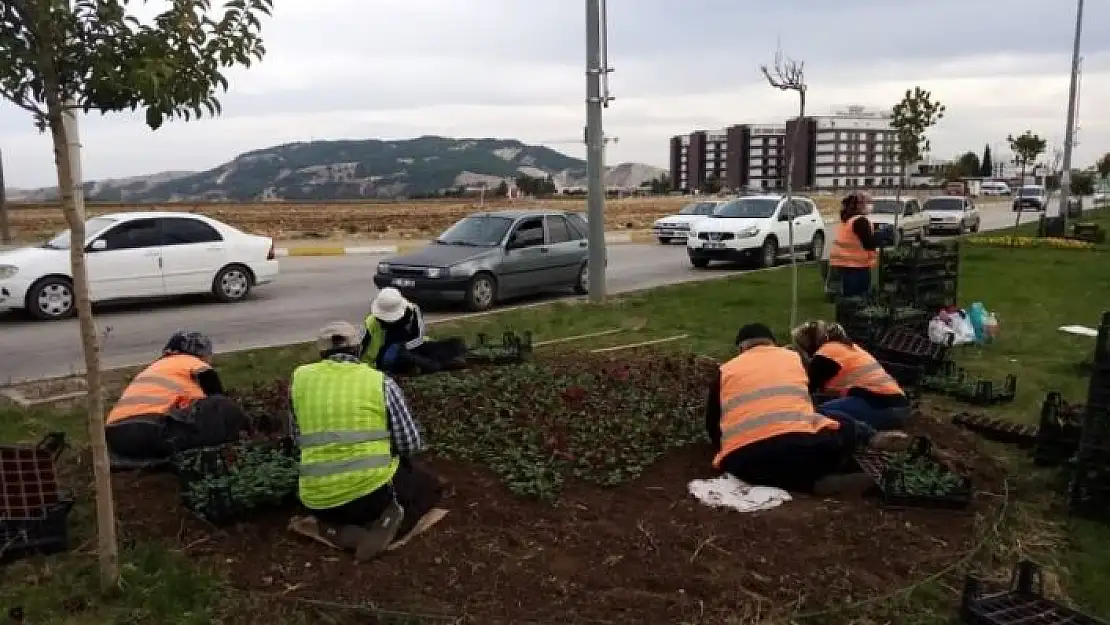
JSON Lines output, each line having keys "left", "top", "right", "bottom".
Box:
{"left": 4, "top": 192, "right": 974, "bottom": 243}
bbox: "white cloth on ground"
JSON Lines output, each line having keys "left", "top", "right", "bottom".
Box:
{"left": 687, "top": 474, "right": 791, "bottom": 513}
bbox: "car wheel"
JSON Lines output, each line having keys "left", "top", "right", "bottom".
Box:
{"left": 807, "top": 231, "right": 825, "bottom": 261}
{"left": 759, "top": 237, "right": 778, "bottom": 268}
{"left": 27, "top": 276, "right": 76, "bottom": 321}
{"left": 690, "top": 256, "right": 710, "bottom": 269}
{"left": 212, "top": 264, "right": 254, "bottom": 303}
{"left": 465, "top": 272, "right": 497, "bottom": 312}
{"left": 573, "top": 262, "right": 589, "bottom": 295}
{"left": 657, "top": 237, "right": 671, "bottom": 245}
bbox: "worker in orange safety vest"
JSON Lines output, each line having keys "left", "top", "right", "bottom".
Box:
{"left": 105, "top": 331, "right": 248, "bottom": 465}
{"left": 792, "top": 320, "right": 911, "bottom": 431}
{"left": 705, "top": 323, "right": 910, "bottom": 495}
{"left": 829, "top": 192, "right": 878, "bottom": 297}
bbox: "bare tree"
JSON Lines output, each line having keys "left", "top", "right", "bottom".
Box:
{"left": 761, "top": 49, "right": 807, "bottom": 330}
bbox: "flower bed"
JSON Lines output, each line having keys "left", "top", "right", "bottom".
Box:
{"left": 966, "top": 235, "right": 1096, "bottom": 250}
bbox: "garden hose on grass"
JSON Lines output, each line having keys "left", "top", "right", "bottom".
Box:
{"left": 786, "top": 477, "right": 1011, "bottom": 623}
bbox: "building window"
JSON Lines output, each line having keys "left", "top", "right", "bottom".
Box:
{"left": 864, "top": 178, "right": 874, "bottom": 187}
{"left": 839, "top": 132, "right": 847, "bottom": 140}
{"left": 837, "top": 165, "right": 847, "bottom": 174}
{"left": 831, "top": 179, "right": 839, "bottom": 188}
{"left": 838, "top": 142, "right": 849, "bottom": 152}
{"left": 859, "top": 142, "right": 867, "bottom": 151}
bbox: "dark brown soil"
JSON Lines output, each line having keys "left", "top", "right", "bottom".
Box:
{"left": 111, "top": 409, "right": 1006, "bottom": 624}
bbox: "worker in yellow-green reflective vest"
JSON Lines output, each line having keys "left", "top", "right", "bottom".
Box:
{"left": 362, "top": 288, "right": 467, "bottom": 375}
{"left": 291, "top": 321, "right": 443, "bottom": 561}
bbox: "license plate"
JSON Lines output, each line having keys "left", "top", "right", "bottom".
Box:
{"left": 392, "top": 278, "right": 416, "bottom": 288}
{"left": 660, "top": 231, "right": 674, "bottom": 237}
{"left": 704, "top": 242, "right": 726, "bottom": 249}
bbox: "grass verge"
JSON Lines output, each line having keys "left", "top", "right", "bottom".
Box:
{"left": 3, "top": 211, "right": 1110, "bottom": 623}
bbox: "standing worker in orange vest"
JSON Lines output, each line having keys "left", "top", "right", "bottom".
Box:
{"left": 705, "top": 324, "right": 910, "bottom": 495}
{"left": 792, "top": 320, "right": 911, "bottom": 431}
{"left": 829, "top": 192, "right": 878, "bottom": 297}
{"left": 105, "top": 331, "right": 248, "bottom": 465}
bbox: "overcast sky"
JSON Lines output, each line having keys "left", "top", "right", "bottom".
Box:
{"left": 2, "top": 0, "right": 1107, "bottom": 188}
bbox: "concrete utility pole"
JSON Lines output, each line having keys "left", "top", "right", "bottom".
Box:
{"left": 585, "top": 0, "right": 610, "bottom": 302}
{"left": 0, "top": 148, "right": 10, "bottom": 244}
{"left": 1058, "top": 0, "right": 1084, "bottom": 223}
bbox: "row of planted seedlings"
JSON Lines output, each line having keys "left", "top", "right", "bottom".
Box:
{"left": 168, "top": 330, "right": 540, "bottom": 524}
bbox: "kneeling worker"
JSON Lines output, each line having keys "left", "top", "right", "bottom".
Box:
{"left": 292, "top": 321, "right": 443, "bottom": 561}
{"left": 106, "top": 331, "right": 248, "bottom": 462}
{"left": 792, "top": 320, "right": 910, "bottom": 431}
{"left": 706, "top": 323, "right": 909, "bottom": 495}
{"left": 363, "top": 288, "right": 466, "bottom": 375}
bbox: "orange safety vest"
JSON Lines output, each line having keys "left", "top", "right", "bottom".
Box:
{"left": 816, "top": 342, "right": 904, "bottom": 397}
{"left": 830, "top": 215, "right": 878, "bottom": 269}
{"left": 713, "top": 345, "right": 839, "bottom": 469}
{"left": 107, "top": 354, "right": 209, "bottom": 424}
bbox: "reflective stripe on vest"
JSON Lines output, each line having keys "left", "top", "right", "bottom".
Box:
{"left": 713, "top": 345, "right": 838, "bottom": 470}
{"left": 829, "top": 215, "right": 877, "bottom": 269}
{"left": 107, "top": 354, "right": 208, "bottom": 424}
{"left": 818, "top": 342, "right": 903, "bottom": 397}
{"left": 291, "top": 359, "right": 398, "bottom": 509}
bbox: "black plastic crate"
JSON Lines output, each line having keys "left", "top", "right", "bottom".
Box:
{"left": 0, "top": 498, "right": 74, "bottom": 564}
{"left": 960, "top": 560, "right": 1106, "bottom": 625}
{"left": 878, "top": 359, "right": 925, "bottom": 390}
{"left": 952, "top": 413, "right": 1036, "bottom": 447}
{"left": 171, "top": 438, "right": 299, "bottom": 526}
{"left": 1069, "top": 456, "right": 1110, "bottom": 521}
{"left": 854, "top": 437, "right": 972, "bottom": 510}
{"left": 466, "top": 330, "right": 534, "bottom": 365}
{"left": 1, "top": 433, "right": 66, "bottom": 521}
{"left": 1034, "top": 392, "right": 1084, "bottom": 467}
{"left": 873, "top": 327, "right": 950, "bottom": 371}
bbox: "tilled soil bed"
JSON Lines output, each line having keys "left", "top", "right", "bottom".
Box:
{"left": 110, "top": 352, "right": 1007, "bottom": 624}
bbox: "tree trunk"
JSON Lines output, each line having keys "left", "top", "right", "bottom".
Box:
{"left": 46, "top": 106, "right": 119, "bottom": 592}
{"left": 1011, "top": 163, "right": 1027, "bottom": 245}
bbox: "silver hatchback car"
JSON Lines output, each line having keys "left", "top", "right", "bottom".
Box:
{"left": 373, "top": 210, "right": 591, "bottom": 311}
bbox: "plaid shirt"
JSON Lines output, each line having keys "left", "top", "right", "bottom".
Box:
{"left": 289, "top": 353, "right": 425, "bottom": 457}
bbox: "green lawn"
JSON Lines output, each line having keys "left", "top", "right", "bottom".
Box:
{"left": 3, "top": 211, "right": 1110, "bottom": 623}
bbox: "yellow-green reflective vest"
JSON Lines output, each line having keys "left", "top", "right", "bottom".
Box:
{"left": 290, "top": 359, "right": 399, "bottom": 509}
{"left": 362, "top": 315, "right": 385, "bottom": 366}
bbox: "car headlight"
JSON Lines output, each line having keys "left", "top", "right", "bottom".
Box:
{"left": 424, "top": 267, "right": 444, "bottom": 278}
{"left": 0, "top": 265, "right": 18, "bottom": 279}
{"left": 736, "top": 225, "right": 760, "bottom": 238}
{"left": 377, "top": 263, "right": 390, "bottom": 274}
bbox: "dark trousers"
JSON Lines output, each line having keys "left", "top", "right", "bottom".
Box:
{"left": 839, "top": 267, "right": 872, "bottom": 298}
{"left": 312, "top": 458, "right": 443, "bottom": 539}
{"left": 380, "top": 338, "right": 467, "bottom": 375}
{"left": 105, "top": 395, "right": 249, "bottom": 460}
{"left": 715, "top": 409, "right": 875, "bottom": 493}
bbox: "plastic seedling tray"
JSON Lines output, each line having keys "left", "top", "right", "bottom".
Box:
{"left": 1, "top": 433, "right": 66, "bottom": 522}
{"left": 951, "top": 375, "right": 1018, "bottom": 406}
{"left": 855, "top": 437, "right": 971, "bottom": 510}
{"left": 0, "top": 498, "right": 75, "bottom": 564}
{"left": 961, "top": 560, "right": 1107, "bottom": 625}
{"left": 951, "top": 413, "right": 1036, "bottom": 447}
{"left": 466, "top": 330, "right": 534, "bottom": 365}
{"left": 874, "top": 327, "right": 950, "bottom": 370}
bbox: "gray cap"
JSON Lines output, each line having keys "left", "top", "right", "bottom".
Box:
{"left": 316, "top": 321, "right": 361, "bottom": 353}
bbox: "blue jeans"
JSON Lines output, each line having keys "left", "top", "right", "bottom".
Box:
{"left": 839, "top": 267, "right": 871, "bottom": 298}
{"left": 820, "top": 396, "right": 908, "bottom": 431}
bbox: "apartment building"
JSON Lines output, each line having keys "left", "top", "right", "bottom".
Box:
{"left": 668, "top": 124, "right": 787, "bottom": 192}
{"left": 669, "top": 106, "right": 903, "bottom": 192}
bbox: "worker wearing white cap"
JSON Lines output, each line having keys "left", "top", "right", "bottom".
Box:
{"left": 363, "top": 288, "right": 466, "bottom": 374}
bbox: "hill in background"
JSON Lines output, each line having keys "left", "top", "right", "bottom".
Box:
{"left": 10, "top": 136, "right": 664, "bottom": 202}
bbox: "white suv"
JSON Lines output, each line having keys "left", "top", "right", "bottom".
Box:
{"left": 687, "top": 195, "right": 826, "bottom": 269}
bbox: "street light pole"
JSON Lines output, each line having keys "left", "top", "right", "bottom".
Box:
{"left": 585, "top": 0, "right": 607, "bottom": 302}
{"left": 1058, "top": 0, "right": 1084, "bottom": 223}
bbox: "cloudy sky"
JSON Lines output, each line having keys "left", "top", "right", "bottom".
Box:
{"left": 2, "top": 0, "right": 1107, "bottom": 188}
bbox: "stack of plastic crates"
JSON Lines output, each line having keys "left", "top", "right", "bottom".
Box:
{"left": 878, "top": 240, "right": 960, "bottom": 310}
{"left": 834, "top": 296, "right": 931, "bottom": 353}
{"left": 1068, "top": 311, "right": 1110, "bottom": 520}
{"left": 961, "top": 560, "right": 1107, "bottom": 624}
{"left": 0, "top": 433, "right": 73, "bottom": 564}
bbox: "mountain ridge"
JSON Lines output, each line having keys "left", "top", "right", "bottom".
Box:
{"left": 8, "top": 136, "right": 664, "bottom": 202}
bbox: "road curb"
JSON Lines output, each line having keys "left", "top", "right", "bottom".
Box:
{"left": 275, "top": 232, "right": 653, "bottom": 256}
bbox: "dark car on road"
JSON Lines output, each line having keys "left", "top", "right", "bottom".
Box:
{"left": 373, "top": 210, "right": 591, "bottom": 312}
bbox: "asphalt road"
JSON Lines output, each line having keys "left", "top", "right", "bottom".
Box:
{"left": 0, "top": 198, "right": 1087, "bottom": 383}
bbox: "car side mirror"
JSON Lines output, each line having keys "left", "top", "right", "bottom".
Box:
{"left": 88, "top": 239, "right": 107, "bottom": 251}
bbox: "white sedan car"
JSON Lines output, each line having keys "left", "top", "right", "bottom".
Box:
{"left": 0, "top": 211, "right": 279, "bottom": 320}
{"left": 651, "top": 200, "right": 722, "bottom": 244}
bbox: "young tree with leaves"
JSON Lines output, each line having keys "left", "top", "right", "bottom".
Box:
{"left": 955, "top": 151, "right": 980, "bottom": 179}
{"left": 890, "top": 87, "right": 945, "bottom": 242}
{"left": 1007, "top": 130, "right": 1047, "bottom": 233}
{"left": 1097, "top": 152, "right": 1110, "bottom": 178}
{"left": 0, "top": 0, "right": 272, "bottom": 590}
{"left": 980, "top": 145, "right": 994, "bottom": 178}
